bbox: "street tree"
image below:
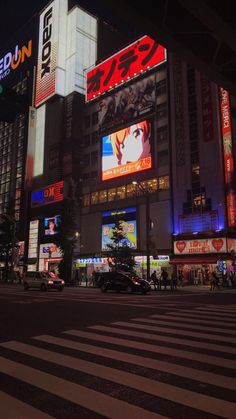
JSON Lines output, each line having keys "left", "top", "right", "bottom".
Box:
{"left": 53, "top": 196, "right": 78, "bottom": 283}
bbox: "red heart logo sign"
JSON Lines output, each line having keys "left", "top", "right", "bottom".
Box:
{"left": 212, "top": 238, "right": 223, "bottom": 252}
{"left": 176, "top": 241, "right": 186, "bottom": 253}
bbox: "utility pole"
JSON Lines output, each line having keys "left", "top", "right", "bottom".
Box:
{"left": 132, "top": 181, "right": 151, "bottom": 281}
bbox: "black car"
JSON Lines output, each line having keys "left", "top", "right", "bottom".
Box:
{"left": 100, "top": 271, "right": 151, "bottom": 294}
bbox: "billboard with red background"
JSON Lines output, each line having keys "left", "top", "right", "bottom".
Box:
{"left": 219, "top": 88, "right": 236, "bottom": 227}
{"left": 86, "top": 35, "right": 166, "bottom": 102}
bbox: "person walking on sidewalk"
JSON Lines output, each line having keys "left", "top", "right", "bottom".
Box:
{"left": 210, "top": 271, "right": 220, "bottom": 291}
{"left": 150, "top": 270, "right": 158, "bottom": 291}
{"left": 161, "top": 268, "right": 168, "bottom": 290}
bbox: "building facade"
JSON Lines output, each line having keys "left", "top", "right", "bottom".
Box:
{"left": 1, "top": 0, "right": 236, "bottom": 285}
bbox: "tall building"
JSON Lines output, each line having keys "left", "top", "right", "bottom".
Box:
{"left": 1, "top": 0, "right": 236, "bottom": 285}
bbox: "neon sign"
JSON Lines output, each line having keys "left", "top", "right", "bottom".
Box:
{"left": 35, "top": 1, "right": 57, "bottom": 107}
{"left": 219, "top": 88, "right": 236, "bottom": 227}
{"left": 31, "top": 181, "right": 64, "bottom": 208}
{"left": 86, "top": 35, "right": 166, "bottom": 102}
{"left": 0, "top": 40, "right": 32, "bottom": 81}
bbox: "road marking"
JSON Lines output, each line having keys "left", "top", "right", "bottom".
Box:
{"left": 0, "top": 391, "right": 54, "bottom": 419}
{"left": 154, "top": 314, "right": 236, "bottom": 328}
{"left": 136, "top": 317, "right": 236, "bottom": 335}
{"left": 33, "top": 333, "right": 236, "bottom": 391}
{"left": 0, "top": 356, "right": 164, "bottom": 419}
{"left": 64, "top": 329, "right": 236, "bottom": 369}
{"left": 90, "top": 324, "right": 236, "bottom": 354}
{"left": 170, "top": 309, "right": 236, "bottom": 321}
{"left": 115, "top": 320, "right": 236, "bottom": 344}
{"left": 1, "top": 340, "right": 235, "bottom": 418}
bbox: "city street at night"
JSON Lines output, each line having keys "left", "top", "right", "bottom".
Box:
{"left": 0, "top": 285, "right": 235, "bottom": 418}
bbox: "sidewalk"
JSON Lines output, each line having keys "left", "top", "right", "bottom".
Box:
{"left": 152, "top": 285, "right": 236, "bottom": 293}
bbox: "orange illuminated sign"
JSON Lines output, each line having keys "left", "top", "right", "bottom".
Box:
{"left": 0, "top": 40, "right": 32, "bottom": 81}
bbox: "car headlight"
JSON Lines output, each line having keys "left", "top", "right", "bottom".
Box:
{"left": 133, "top": 281, "right": 140, "bottom": 285}
{"left": 61, "top": 280, "right": 65, "bottom": 285}
{"left": 48, "top": 280, "right": 54, "bottom": 285}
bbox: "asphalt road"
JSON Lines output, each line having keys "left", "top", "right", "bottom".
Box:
{"left": 0, "top": 284, "right": 236, "bottom": 418}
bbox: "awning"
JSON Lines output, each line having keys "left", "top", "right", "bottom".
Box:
{"left": 170, "top": 255, "right": 220, "bottom": 264}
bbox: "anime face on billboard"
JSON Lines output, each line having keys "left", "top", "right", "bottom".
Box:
{"left": 102, "top": 119, "right": 152, "bottom": 180}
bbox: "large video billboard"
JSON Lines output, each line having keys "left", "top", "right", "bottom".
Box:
{"left": 102, "top": 119, "right": 152, "bottom": 181}
{"left": 98, "top": 74, "right": 156, "bottom": 131}
{"left": 102, "top": 207, "right": 137, "bottom": 251}
{"left": 86, "top": 35, "right": 166, "bottom": 101}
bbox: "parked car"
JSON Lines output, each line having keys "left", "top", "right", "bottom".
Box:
{"left": 100, "top": 271, "right": 151, "bottom": 294}
{"left": 23, "top": 271, "right": 64, "bottom": 291}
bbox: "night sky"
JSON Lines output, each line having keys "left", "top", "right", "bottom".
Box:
{"left": 0, "top": 0, "right": 48, "bottom": 51}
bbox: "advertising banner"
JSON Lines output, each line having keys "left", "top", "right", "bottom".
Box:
{"left": 31, "top": 181, "right": 64, "bottom": 208}
{"left": 39, "top": 243, "right": 62, "bottom": 258}
{"left": 35, "top": 1, "right": 57, "bottom": 106}
{"left": 102, "top": 119, "right": 152, "bottom": 181}
{"left": 219, "top": 87, "right": 236, "bottom": 227}
{"left": 98, "top": 74, "right": 156, "bottom": 131}
{"left": 102, "top": 207, "right": 137, "bottom": 251}
{"left": 28, "top": 220, "right": 39, "bottom": 259}
{"left": 174, "top": 238, "right": 227, "bottom": 255}
{"left": 200, "top": 74, "right": 214, "bottom": 142}
{"left": 86, "top": 35, "right": 166, "bottom": 101}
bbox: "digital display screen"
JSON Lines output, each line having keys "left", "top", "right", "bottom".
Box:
{"left": 98, "top": 74, "right": 155, "bottom": 131}
{"left": 43, "top": 215, "right": 61, "bottom": 236}
{"left": 102, "top": 207, "right": 137, "bottom": 250}
{"left": 102, "top": 119, "right": 152, "bottom": 181}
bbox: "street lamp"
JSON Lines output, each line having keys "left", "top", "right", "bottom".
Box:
{"left": 132, "top": 181, "right": 151, "bottom": 281}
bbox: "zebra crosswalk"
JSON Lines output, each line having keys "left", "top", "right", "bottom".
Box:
{"left": 0, "top": 304, "right": 236, "bottom": 418}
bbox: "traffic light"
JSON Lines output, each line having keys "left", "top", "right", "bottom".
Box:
{"left": 0, "top": 83, "right": 28, "bottom": 123}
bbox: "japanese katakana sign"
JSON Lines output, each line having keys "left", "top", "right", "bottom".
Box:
{"left": 86, "top": 35, "right": 166, "bottom": 102}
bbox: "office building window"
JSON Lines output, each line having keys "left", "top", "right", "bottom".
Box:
{"left": 91, "top": 191, "right": 98, "bottom": 205}
{"left": 157, "top": 125, "right": 168, "bottom": 143}
{"left": 156, "top": 79, "right": 166, "bottom": 96}
{"left": 107, "top": 188, "right": 116, "bottom": 201}
{"left": 156, "top": 102, "right": 167, "bottom": 119}
{"left": 116, "top": 186, "right": 126, "bottom": 200}
{"left": 99, "top": 190, "right": 107, "bottom": 203}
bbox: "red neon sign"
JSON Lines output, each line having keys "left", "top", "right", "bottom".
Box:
{"left": 219, "top": 87, "right": 236, "bottom": 227}
{"left": 86, "top": 35, "right": 166, "bottom": 102}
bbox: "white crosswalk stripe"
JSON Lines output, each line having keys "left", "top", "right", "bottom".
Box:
{"left": 0, "top": 303, "right": 235, "bottom": 418}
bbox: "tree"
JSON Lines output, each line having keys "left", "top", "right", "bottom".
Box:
{"left": 53, "top": 197, "right": 78, "bottom": 283}
{"left": 105, "top": 220, "right": 136, "bottom": 272}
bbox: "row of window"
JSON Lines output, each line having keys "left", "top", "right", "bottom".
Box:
{"left": 83, "top": 176, "right": 169, "bottom": 206}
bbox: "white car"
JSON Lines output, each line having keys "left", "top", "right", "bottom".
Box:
{"left": 23, "top": 271, "right": 64, "bottom": 291}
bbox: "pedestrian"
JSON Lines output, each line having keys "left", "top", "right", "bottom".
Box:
{"left": 178, "top": 270, "right": 184, "bottom": 287}
{"left": 171, "top": 272, "right": 177, "bottom": 290}
{"left": 210, "top": 271, "right": 219, "bottom": 291}
{"left": 150, "top": 270, "right": 158, "bottom": 291}
{"left": 161, "top": 268, "right": 168, "bottom": 290}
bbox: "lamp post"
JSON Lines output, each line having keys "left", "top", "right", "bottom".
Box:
{"left": 132, "top": 181, "right": 151, "bottom": 282}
